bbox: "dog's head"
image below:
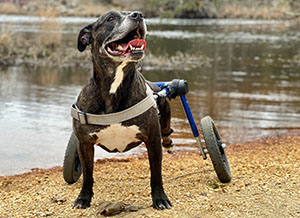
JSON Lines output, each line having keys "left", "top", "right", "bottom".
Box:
{"left": 77, "top": 11, "right": 147, "bottom": 62}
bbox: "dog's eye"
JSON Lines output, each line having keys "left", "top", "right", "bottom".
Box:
{"left": 107, "top": 16, "right": 115, "bottom": 22}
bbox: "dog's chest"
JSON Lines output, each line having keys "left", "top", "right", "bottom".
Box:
{"left": 89, "top": 124, "right": 141, "bottom": 152}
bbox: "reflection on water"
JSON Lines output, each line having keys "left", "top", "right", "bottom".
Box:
{"left": 0, "top": 16, "right": 299, "bottom": 175}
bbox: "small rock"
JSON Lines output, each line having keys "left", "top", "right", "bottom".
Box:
{"left": 50, "top": 196, "right": 66, "bottom": 203}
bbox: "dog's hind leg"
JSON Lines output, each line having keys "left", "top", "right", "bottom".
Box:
{"left": 146, "top": 118, "right": 172, "bottom": 210}
{"left": 158, "top": 99, "right": 173, "bottom": 149}
{"left": 145, "top": 80, "right": 173, "bottom": 149}
{"left": 73, "top": 141, "right": 94, "bottom": 209}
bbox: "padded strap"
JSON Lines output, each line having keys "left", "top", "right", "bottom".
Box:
{"left": 71, "top": 84, "right": 157, "bottom": 125}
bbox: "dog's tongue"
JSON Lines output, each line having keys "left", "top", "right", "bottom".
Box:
{"left": 126, "top": 39, "right": 146, "bottom": 49}
{"left": 107, "top": 39, "right": 146, "bottom": 56}
{"left": 122, "top": 39, "right": 146, "bottom": 55}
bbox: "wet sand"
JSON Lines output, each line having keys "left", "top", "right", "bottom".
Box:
{"left": 0, "top": 131, "right": 300, "bottom": 217}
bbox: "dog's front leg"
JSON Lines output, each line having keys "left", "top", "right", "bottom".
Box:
{"left": 73, "top": 141, "right": 94, "bottom": 209}
{"left": 146, "top": 124, "right": 172, "bottom": 210}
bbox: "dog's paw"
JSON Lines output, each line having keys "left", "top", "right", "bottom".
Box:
{"left": 152, "top": 193, "right": 172, "bottom": 210}
{"left": 72, "top": 196, "right": 91, "bottom": 209}
{"left": 162, "top": 136, "right": 173, "bottom": 148}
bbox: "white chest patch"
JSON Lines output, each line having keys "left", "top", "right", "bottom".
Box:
{"left": 89, "top": 124, "right": 141, "bottom": 152}
{"left": 109, "top": 62, "right": 128, "bottom": 94}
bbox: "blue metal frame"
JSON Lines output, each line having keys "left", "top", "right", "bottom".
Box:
{"left": 153, "top": 82, "right": 166, "bottom": 89}
{"left": 154, "top": 81, "right": 207, "bottom": 159}
{"left": 179, "top": 95, "right": 199, "bottom": 138}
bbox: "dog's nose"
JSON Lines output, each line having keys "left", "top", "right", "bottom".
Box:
{"left": 129, "top": 11, "right": 144, "bottom": 21}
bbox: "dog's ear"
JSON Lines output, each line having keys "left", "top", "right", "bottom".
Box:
{"left": 77, "top": 24, "right": 93, "bottom": 52}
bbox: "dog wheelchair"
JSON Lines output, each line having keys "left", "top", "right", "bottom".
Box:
{"left": 63, "top": 79, "right": 232, "bottom": 184}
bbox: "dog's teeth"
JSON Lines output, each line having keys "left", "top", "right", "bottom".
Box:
{"left": 129, "top": 45, "right": 144, "bottom": 51}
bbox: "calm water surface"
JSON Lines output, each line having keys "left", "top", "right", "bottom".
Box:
{"left": 0, "top": 16, "right": 299, "bottom": 175}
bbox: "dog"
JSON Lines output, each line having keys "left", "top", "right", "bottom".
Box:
{"left": 72, "top": 10, "right": 173, "bottom": 210}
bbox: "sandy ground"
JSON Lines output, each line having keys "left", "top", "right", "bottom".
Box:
{"left": 0, "top": 132, "right": 300, "bottom": 218}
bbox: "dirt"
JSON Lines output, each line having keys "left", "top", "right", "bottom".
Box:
{"left": 0, "top": 132, "right": 300, "bottom": 217}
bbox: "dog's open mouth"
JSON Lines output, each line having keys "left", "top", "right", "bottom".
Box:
{"left": 105, "top": 28, "right": 146, "bottom": 57}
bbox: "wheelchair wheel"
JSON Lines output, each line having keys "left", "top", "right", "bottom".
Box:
{"left": 200, "top": 116, "right": 232, "bottom": 183}
{"left": 63, "top": 132, "right": 82, "bottom": 184}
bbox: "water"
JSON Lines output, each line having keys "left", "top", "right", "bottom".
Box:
{"left": 0, "top": 15, "right": 299, "bottom": 175}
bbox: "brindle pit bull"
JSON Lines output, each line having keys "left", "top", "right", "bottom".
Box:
{"left": 73, "top": 10, "right": 173, "bottom": 210}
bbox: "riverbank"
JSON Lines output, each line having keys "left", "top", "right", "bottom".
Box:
{"left": 0, "top": 24, "right": 212, "bottom": 69}
{"left": 0, "top": 0, "right": 300, "bottom": 19}
{"left": 1, "top": 14, "right": 299, "bottom": 69}
{"left": 1, "top": 131, "right": 299, "bottom": 217}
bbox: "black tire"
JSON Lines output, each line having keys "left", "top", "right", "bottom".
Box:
{"left": 200, "top": 116, "right": 232, "bottom": 183}
{"left": 63, "top": 132, "right": 82, "bottom": 184}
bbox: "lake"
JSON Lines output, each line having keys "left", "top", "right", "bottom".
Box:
{"left": 0, "top": 15, "right": 299, "bottom": 175}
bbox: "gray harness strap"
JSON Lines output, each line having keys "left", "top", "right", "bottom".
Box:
{"left": 71, "top": 84, "right": 157, "bottom": 125}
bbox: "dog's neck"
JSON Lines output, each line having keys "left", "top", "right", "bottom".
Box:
{"left": 92, "top": 57, "right": 146, "bottom": 113}
{"left": 92, "top": 56, "right": 136, "bottom": 93}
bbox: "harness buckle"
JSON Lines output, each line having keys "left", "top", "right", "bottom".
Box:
{"left": 78, "top": 111, "right": 88, "bottom": 124}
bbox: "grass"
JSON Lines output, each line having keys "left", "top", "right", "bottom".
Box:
{"left": 221, "top": 4, "right": 292, "bottom": 19}
{"left": 0, "top": 0, "right": 299, "bottom": 19}
{"left": 0, "top": 25, "right": 17, "bottom": 65}
{"left": 143, "top": 51, "right": 212, "bottom": 71}
{"left": 0, "top": 7, "right": 86, "bottom": 66}
{"left": 0, "top": 18, "right": 211, "bottom": 70}
{"left": 0, "top": 2, "right": 19, "bottom": 14}
{"left": 293, "top": 52, "right": 300, "bottom": 66}
{"left": 0, "top": 2, "right": 298, "bottom": 67}
{"left": 38, "top": 7, "right": 62, "bottom": 48}
{"left": 72, "top": 3, "right": 119, "bottom": 17}
{"left": 216, "top": 0, "right": 298, "bottom": 19}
